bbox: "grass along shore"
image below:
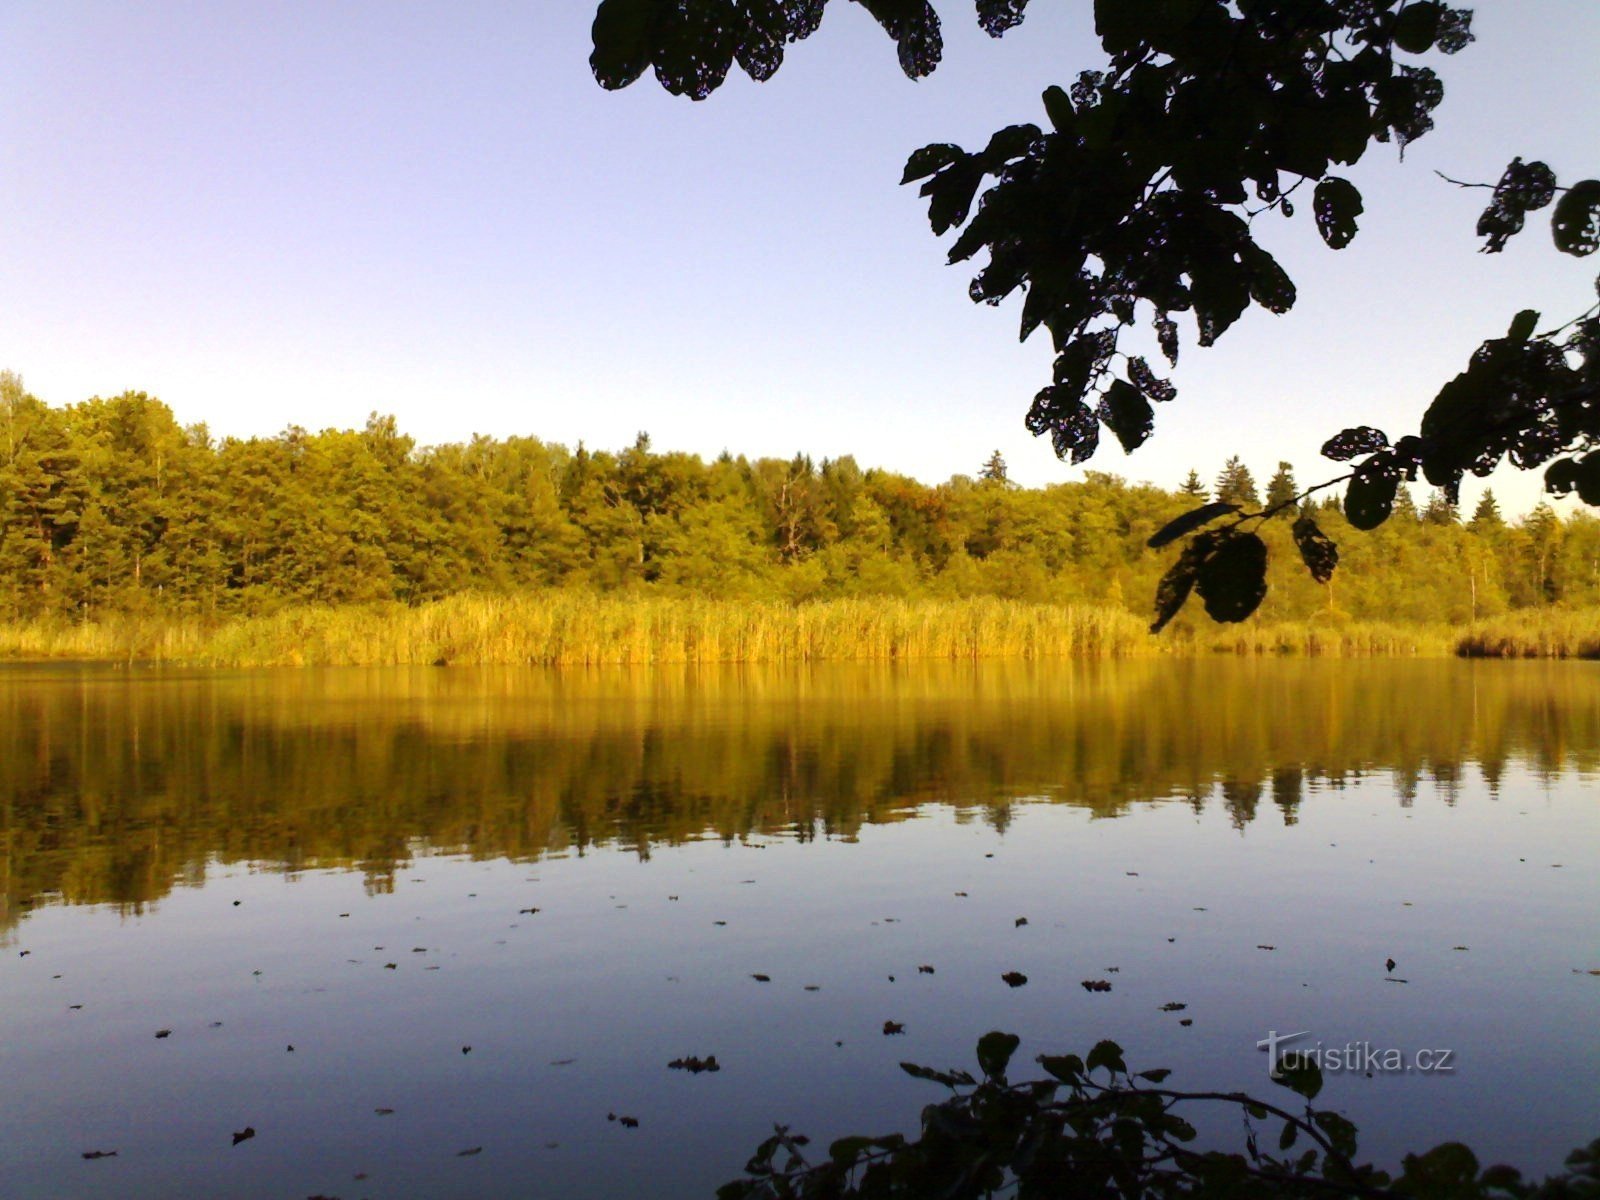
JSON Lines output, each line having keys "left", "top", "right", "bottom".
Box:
{"left": 0, "top": 594, "right": 1595, "bottom": 666}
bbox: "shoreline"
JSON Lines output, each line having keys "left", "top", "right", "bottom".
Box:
{"left": 3, "top": 593, "right": 1596, "bottom": 666}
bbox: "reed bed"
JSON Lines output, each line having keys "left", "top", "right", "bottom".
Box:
{"left": 1186, "top": 619, "right": 1454, "bottom": 658}
{"left": 1456, "top": 609, "right": 1600, "bottom": 659}
{"left": 0, "top": 594, "right": 1155, "bottom": 666}
{"left": 0, "top": 614, "right": 213, "bottom": 663}
{"left": 9, "top": 596, "right": 1600, "bottom": 666}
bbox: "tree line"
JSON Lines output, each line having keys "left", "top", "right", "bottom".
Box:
{"left": 2, "top": 374, "right": 1597, "bottom": 628}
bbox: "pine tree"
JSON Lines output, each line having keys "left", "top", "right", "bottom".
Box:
{"left": 1263, "top": 461, "right": 1299, "bottom": 515}
{"left": 1421, "top": 490, "right": 1459, "bottom": 525}
{"left": 1177, "top": 469, "right": 1206, "bottom": 498}
{"left": 1392, "top": 484, "right": 1419, "bottom": 521}
{"left": 979, "top": 450, "right": 1009, "bottom": 486}
{"left": 1213, "top": 457, "right": 1259, "bottom": 508}
{"left": 1470, "top": 490, "right": 1504, "bottom": 531}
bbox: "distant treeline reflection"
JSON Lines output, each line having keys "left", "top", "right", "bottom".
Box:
{"left": 2, "top": 660, "right": 1596, "bottom": 928}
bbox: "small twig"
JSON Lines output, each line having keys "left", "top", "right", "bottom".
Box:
{"left": 1434, "top": 169, "right": 1494, "bottom": 190}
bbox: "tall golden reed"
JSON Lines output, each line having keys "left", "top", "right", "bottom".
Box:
{"left": 7, "top": 596, "right": 1600, "bottom": 665}
{"left": 0, "top": 594, "right": 1153, "bottom": 666}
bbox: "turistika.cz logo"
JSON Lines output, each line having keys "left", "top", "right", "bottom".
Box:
{"left": 1256, "top": 1030, "right": 1456, "bottom": 1077}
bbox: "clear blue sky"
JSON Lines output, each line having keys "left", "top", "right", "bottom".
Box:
{"left": 3, "top": 2, "right": 1597, "bottom": 516}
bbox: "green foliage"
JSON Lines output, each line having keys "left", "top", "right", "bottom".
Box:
{"left": 718, "top": 1033, "right": 1600, "bottom": 1199}
{"left": 8, "top": 379, "right": 1600, "bottom": 639}
{"left": 586, "top": 2, "right": 1600, "bottom": 631}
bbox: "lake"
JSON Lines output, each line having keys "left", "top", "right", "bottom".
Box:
{"left": 0, "top": 658, "right": 1596, "bottom": 1198}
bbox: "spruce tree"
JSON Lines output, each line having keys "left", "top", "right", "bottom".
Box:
{"left": 1470, "top": 490, "right": 1504, "bottom": 531}
{"left": 1264, "top": 462, "right": 1299, "bottom": 515}
{"left": 979, "top": 450, "right": 1009, "bottom": 486}
{"left": 1213, "top": 457, "right": 1259, "bottom": 508}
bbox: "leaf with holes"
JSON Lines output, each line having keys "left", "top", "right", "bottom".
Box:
{"left": 1149, "top": 536, "right": 1210, "bottom": 634}
{"left": 1292, "top": 517, "right": 1338, "bottom": 584}
{"left": 1100, "top": 379, "right": 1153, "bottom": 453}
{"left": 1552, "top": 180, "right": 1600, "bottom": 257}
{"left": 1313, "top": 178, "right": 1363, "bottom": 250}
{"left": 1154, "top": 312, "right": 1179, "bottom": 366}
{"left": 977, "top": 0, "right": 1029, "bottom": 37}
{"left": 1196, "top": 533, "right": 1268, "bottom": 624}
{"left": 1321, "top": 426, "right": 1389, "bottom": 461}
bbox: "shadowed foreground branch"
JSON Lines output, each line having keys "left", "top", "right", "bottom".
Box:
{"left": 720, "top": 1032, "right": 1600, "bottom": 1199}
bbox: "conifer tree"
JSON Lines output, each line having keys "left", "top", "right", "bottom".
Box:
{"left": 1213, "top": 457, "right": 1259, "bottom": 509}
{"left": 1471, "top": 490, "right": 1505, "bottom": 531}
{"left": 978, "top": 450, "right": 1009, "bottom": 487}
{"left": 1264, "top": 462, "right": 1299, "bottom": 515}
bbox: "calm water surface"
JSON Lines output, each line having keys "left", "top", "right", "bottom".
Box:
{"left": 0, "top": 659, "right": 1596, "bottom": 1198}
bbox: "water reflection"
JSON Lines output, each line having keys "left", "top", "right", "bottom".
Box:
{"left": 2, "top": 658, "right": 1598, "bottom": 926}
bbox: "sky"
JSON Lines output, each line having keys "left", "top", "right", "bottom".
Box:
{"left": 2, "top": 2, "right": 1597, "bottom": 517}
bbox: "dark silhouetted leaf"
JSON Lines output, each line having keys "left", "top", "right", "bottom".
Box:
{"left": 1392, "top": 2, "right": 1442, "bottom": 53}
{"left": 976, "top": 1030, "right": 1021, "bottom": 1080}
{"left": 1313, "top": 177, "right": 1364, "bottom": 249}
{"left": 1000, "top": 971, "right": 1028, "bottom": 988}
{"left": 1154, "top": 312, "right": 1179, "bottom": 366}
{"left": 1100, "top": 379, "right": 1153, "bottom": 453}
{"left": 1128, "top": 356, "right": 1176, "bottom": 403}
{"left": 1291, "top": 516, "right": 1338, "bottom": 583}
{"left": 1507, "top": 309, "right": 1541, "bottom": 342}
{"left": 1037, "top": 1053, "right": 1083, "bottom": 1084}
{"left": 1321, "top": 426, "right": 1389, "bottom": 461}
{"left": 1436, "top": 7, "right": 1474, "bottom": 52}
{"left": 855, "top": 0, "right": 943, "bottom": 79}
{"left": 232, "top": 1127, "right": 256, "bottom": 1146}
{"left": 1195, "top": 533, "right": 1268, "bottom": 623}
{"left": 81, "top": 1150, "right": 118, "bottom": 1160}
{"left": 1346, "top": 468, "right": 1400, "bottom": 530}
{"left": 1085, "top": 1039, "right": 1125, "bottom": 1075}
{"left": 1147, "top": 502, "right": 1238, "bottom": 549}
{"left": 1399, "top": 1142, "right": 1483, "bottom": 1191}
{"left": 589, "top": 0, "right": 657, "bottom": 91}
{"left": 882, "top": 1021, "right": 905, "bottom": 1035}
{"left": 900, "top": 1061, "right": 975, "bottom": 1087}
{"left": 919, "top": 156, "right": 983, "bottom": 236}
{"left": 976, "top": 0, "right": 1028, "bottom": 37}
{"left": 1149, "top": 536, "right": 1208, "bottom": 633}
{"left": 1242, "top": 244, "right": 1296, "bottom": 313}
{"left": 901, "top": 143, "right": 964, "bottom": 185}
{"left": 1477, "top": 158, "right": 1559, "bottom": 252}
{"left": 1272, "top": 1052, "right": 1323, "bottom": 1100}
{"left": 1560, "top": 454, "right": 1600, "bottom": 505}
{"left": 1552, "top": 180, "right": 1600, "bottom": 257}
{"left": 1041, "top": 83, "right": 1073, "bottom": 132}
{"left": 1081, "top": 979, "right": 1113, "bottom": 993}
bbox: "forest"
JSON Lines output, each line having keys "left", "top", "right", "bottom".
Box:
{"left": 2, "top": 375, "right": 1595, "bottom": 641}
